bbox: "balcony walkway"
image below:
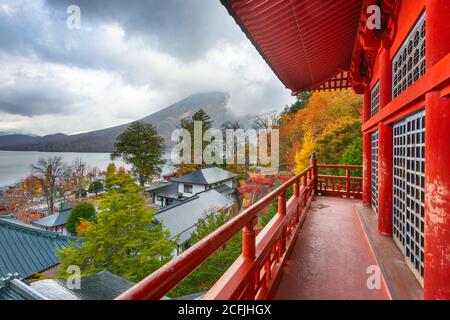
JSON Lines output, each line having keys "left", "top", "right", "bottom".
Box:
{"left": 273, "top": 196, "right": 390, "bottom": 300}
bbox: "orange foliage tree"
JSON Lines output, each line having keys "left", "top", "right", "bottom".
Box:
{"left": 279, "top": 89, "right": 363, "bottom": 172}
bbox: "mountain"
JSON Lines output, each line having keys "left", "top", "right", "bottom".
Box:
{"left": 0, "top": 92, "right": 254, "bottom": 153}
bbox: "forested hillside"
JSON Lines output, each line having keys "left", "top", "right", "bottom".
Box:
{"left": 278, "top": 89, "right": 363, "bottom": 172}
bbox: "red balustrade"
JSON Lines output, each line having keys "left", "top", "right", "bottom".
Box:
{"left": 316, "top": 165, "right": 363, "bottom": 199}
{"left": 116, "top": 158, "right": 362, "bottom": 300}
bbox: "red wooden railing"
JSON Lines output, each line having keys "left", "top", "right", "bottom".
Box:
{"left": 316, "top": 164, "right": 363, "bottom": 199}
{"left": 116, "top": 155, "right": 362, "bottom": 300}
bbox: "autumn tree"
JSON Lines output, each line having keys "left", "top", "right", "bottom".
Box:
{"left": 111, "top": 121, "right": 166, "bottom": 187}
{"left": 252, "top": 111, "right": 280, "bottom": 130}
{"left": 58, "top": 172, "right": 176, "bottom": 282}
{"left": 106, "top": 163, "right": 117, "bottom": 179}
{"left": 22, "top": 175, "right": 42, "bottom": 198}
{"left": 238, "top": 174, "right": 274, "bottom": 209}
{"left": 32, "top": 157, "right": 66, "bottom": 214}
{"left": 66, "top": 202, "right": 96, "bottom": 235}
{"left": 277, "top": 89, "right": 363, "bottom": 172}
{"left": 71, "top": 158, "right": 88, "bottom": 199}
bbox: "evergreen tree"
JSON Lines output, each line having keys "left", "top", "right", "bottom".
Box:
{"left": 175, "top": 109, "right": 214, "bottom": 174}
{"left": 58, "top": 173, "right": 176, "bottom": 282}
{"left": 88, "top": 181, "right": 103, "bottom": 196}
{"left": 111, "top": 122, "right": 166, "bottom": 187}
{"left": 66, "top": 202, "right": 96, "bottom": 235}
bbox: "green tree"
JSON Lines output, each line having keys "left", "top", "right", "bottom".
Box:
{"left": 259, "top": 188, "right": 293, "bottom": 227}
{"left": 169, "top": 211, "right": 242, "bottom": 297}
{"left": 88, "top": 181, "right": 103, "bottom": 196}
{"left": 58, "top": 173, "right": 176, "bottom": 282}
{"left": 281, "top": 92, "right": 312, "bottom": 116}
{"left": 111, "top": 122, "right": 166, "bottom": 187}
{"left": 66, "top": 202, "right": 97, "bottom": 235}
{"left": 175, "top": 109, "right": 214, "bottom": 173}
{"left": 339, "top": 135, "right": 363, "bottom": 176}
{"left": 106, "top": 163, "right": 117, "bottom": 178}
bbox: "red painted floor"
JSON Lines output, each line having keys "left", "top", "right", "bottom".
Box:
{"left": 274, "top": 196, "right": 390, "bottom": 300}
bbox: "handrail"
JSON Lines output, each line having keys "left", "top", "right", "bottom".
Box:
{"left": 116, "top": 158, "right": 362, "bottom": 300}
{"left": 316, "top": 164, "right": 363, "bottom": 198}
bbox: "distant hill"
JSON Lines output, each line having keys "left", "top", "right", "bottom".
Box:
{"left": 0, "top": 92, "right": 254, "bottom": 153}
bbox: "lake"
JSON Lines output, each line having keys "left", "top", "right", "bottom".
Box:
{"left": 0, "top": 151, "right": 174, "bottom": 187}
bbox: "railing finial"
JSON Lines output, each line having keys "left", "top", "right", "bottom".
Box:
{"left": 310, "top": 152, "right": 317, "bottom": 160}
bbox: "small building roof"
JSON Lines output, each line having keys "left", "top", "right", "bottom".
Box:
{"left": 213, "top": 184, "right": 234, "bottom": 197}
{"left": 31, "top": 209, "right": 72, "bottom": 228}
{"left": 0, "top": 270, "right": 134, "bottom": 300}
{"left": 155, "top": 189, "right": 233, "bottom": 245}
{"left": 0, "top": 219, "right": 79, "bottom": 278}
{"left": 30, "top": 270, "right": 135, "bottom": 300}
{"left": 171, "top": 167, "right": 237, "bottom": 185}
{"left": 0, "top": 216, "right": 42, "bottom": 230}
{"left": 146, "top": 182, "right": 180, "bottom": 199}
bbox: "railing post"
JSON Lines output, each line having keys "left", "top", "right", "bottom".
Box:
{"left": 294, "top": 180, "right": 300, "bottom": 198}
{"left": 302, "top": 175, "right": 308, "bottom": 207}
{"left": 278, "top": 190, "right": 286, "bottom": 217}
{"left": 242, "top": 218, "right": 257, "bottom": 260}
{"left": 310, "top": 152, "right": 318, "bottom": 194}
{"left": 293, "top": 180, "right": 300, "bottom": 221}
{"left": 278, "top": 191, "right": 287, "bottom": 252}
{"left": 242, "top": 217, "right": 257, "bottom": 299}
{"left": 346, "top": 168, "right": 351, "bottom": 198}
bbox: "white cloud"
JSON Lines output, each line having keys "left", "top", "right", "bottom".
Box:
{"left": 0, "top": 2, "right": 295, "bottom": 136}
{"left": 0, "top": 4, "right": 16, "bottom": 17}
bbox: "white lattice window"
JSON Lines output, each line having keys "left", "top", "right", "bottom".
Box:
{"left": 371, "top": 131, "right": 379, "bottom": 214}
{"left": 393, "top": 110, "right": 425, "bottom": 280}
{"left": 393, "top": 13, "right": 426, "bottom": 99}
{"left": 371, "top": 82, "right": 380, "bottom": 117}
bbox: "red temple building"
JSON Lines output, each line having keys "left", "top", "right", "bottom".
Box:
{"left": 117, "top": 0, "right": 450, "bottom": 300}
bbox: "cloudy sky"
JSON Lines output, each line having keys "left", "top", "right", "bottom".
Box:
{"left": 0, "top": 0, "right": 294, "bottom": 136}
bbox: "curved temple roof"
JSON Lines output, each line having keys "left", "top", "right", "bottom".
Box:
{"left": 221, "top": 0, "right": 364, "bottom": 94}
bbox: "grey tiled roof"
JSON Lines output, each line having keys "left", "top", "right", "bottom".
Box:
{"left": 155, "top": 189, "right": 233, "bottom": 245}
{"left": 213, "top": 184, "right": 234, "bottom": 196}
{"left": 0, "top": 219, "right": 80, "bottom": 278}
{"left": 146, "top": 182, "right": 180, "bottom": 199}
{"left": 0, "top": 271, "right": 134, "bottom": 300}
{"left": 170, "top": 167, "right": 237, "bottom": 185}
{"left": 30, "top": 270, "right": 135, "bottom": 300}
{"left": 31, "top": 209, "right": 72, "bottom": 228}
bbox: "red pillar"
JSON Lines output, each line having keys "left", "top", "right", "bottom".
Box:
{"left": 423, "top": 0, "right": 450, "bottom": 299}
{"left": 377, "top": 122, "right": 393, "bottom": 236}
{"left": 362, "top": 86, "right": 372, "bottom": 207}
{"left": 424, "top": 92, "right": 450, "bottom": 300}
{"left": 379, "top": 46, "right": 392, "bottom": 109}
{"left": 376, "top": 41, "right": 393, "bottom": 235}
{"left": 426, "top": 0, "right": 450, "bottom": 67}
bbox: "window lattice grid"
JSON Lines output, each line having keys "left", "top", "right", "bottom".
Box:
{"left": 393, "top": 110, "right": 425, "bottom": 279}
{"left": 370, "top": 82, "right": 380, "bottom": 117}
{"left": 393, "top": 13, "right": 426, "bottom": 99}
{"left": 371, "top": 131, "right": 379, "bottom": 215}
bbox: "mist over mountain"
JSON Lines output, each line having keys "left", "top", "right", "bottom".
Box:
{"left": 0, "top": 92, "right": 254, "bottom": 153}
